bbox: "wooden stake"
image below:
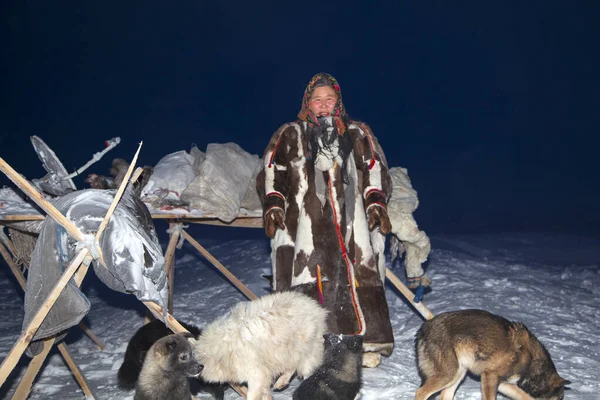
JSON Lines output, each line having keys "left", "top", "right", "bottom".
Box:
{"left": 164, "top": 223, "right": 180, "bottom": 313}
{"left": 181, "top": 230, "right": 257, "bottom": 301}
{"left": 0, "top": 241, "right": 27, "bottom": 289}
{"left": 0, "top": 248, "right": 89, "bottom": 386}
{"left": 11, "top": 338, "right": 53, "bottom": 400}
{"left": 0, "top": 242, "right": 104, "bottom": 351}
{"left": 142, "top": 301, "right": 192, "bottom": 334}
{"left": 0, "top": 228, "right": 18, "bottom": 258}
{"left": 9, "top": 338, "right": 96, "bottom": 400}
{"left": 0, "top": 145, "right": 140, "bottom": 394}
{"left": 130, "top": 166, "right": 144, "bottom": 184}
{"left": 77, "top": 321, "right": 105, "bottom": 351}
{"left": 0, "top": 158, "right": 87, "bottom": 243}
{"left": 95, "top": 142, "right": 142, "bottom": 242}
{"left": 56, "top": 342, "right": 96, "bottom": 399}
{"left": 0, "top": 215, "right": 45, "bottom": 221}
{"left": 385, "top": 267, "right": 434, "bottom": 320}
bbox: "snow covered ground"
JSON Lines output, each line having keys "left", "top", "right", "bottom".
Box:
{"left": 0, "top": 228, "right": 598, "bottom": 399}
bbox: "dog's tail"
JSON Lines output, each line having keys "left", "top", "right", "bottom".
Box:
{"left": 117, "top": 359, "right": 141, "bottom": 389}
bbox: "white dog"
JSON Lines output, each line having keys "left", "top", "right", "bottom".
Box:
{"left": 194, "top": 291, "right": 328, "bottom": 400}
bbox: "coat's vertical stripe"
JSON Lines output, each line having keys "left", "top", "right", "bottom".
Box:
{"left": 328, "top": 167, "right": 366, "bottom": 335}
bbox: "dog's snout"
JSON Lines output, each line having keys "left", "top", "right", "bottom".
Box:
{"left": 191, "top": 363, "right": 204, "bottom": 377}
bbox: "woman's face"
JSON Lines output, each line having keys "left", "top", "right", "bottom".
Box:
{"left": 309, "top": 85, "right": 338, "bottom": 117}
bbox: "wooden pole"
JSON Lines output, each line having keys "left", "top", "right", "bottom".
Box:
{"left": 142, "top": 301, "right": 192, "bottom": 334}
{"left": 130, "top": 166, "right": 143, "bottom": 184}
{"left": 0, "top": 241, "right": 27, "bottom": 289}
{"left": 56, "top": 343, "right": 96, "bottom": 399}
{"left": 0, "top": 158, "right": 87, "bottom": 243}
{"left": 164, "top": 223, "right": 180, "bottom": 313}
{"left": 10, "top": 338, "right": 96, "bottom": 400}
{"left": 77, "top": 322, "right": 105, "bottom": 351}
{"left": 181, "top": 230, "right": 258, "bottom": 301}
{"left": 94, "top": 142, "right": 142, "bottom": 242}
{"left": 0, "top": 228, "right": 18, "bottom": 258}
{"left": 0, "top": 248, "right": 89, "bottom": 386}
{"left": 0, "top": 242, "right": 105, "bottom": 351}
{"left": 0, "top": 145, "right": 139, "bottom": 394}
{"left": 11, "top": 338, "right": 53, "bottom": 400}
{"left": 385, "top": 267, "right": 434, "bottom": 320}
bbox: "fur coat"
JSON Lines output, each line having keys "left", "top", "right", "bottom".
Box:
{"left": 257, "top": 117, "right": 394, "bottom": 356}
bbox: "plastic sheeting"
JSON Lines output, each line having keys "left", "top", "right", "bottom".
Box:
{"left": 22, "top": 189, "right": 168, "bottom": 356}
{"left": 181, "top": 143, "right": 262, "bottom": 222}
{"left": 141, "top": 150, "right": 197, "bottom": 206}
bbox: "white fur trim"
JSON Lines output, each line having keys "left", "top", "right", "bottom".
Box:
{"left": 264, "top": 152, "right": 277, "bottom": 194}
{"left": 352, "top": 152, "right": 375, "bottom": 267}
{"left": 362, "top": 161, "right": 382, "bottom": 198}
{"left": 363, "top": 342, "right": 394, "bottom": 354}
{"left": 370, "top": 230, "right": 386, "bottom": 283}
{"left": 366, "top": 202, "right": 386, "bottom": 212}
{"left": 293, "top": 265, "right": 314, "bottom": 286}
{"left": 291, "top": 124, "right": 314, "bottom": 282}
{"left": 271, "top": 228, "right": 294, "bottom": 291}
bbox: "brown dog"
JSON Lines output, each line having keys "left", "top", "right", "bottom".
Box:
{"left": 415, "top": 309, "right": 570, "bottom": 400}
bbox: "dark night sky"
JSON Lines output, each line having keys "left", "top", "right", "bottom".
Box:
{"left": 1, "top": 1, "right": 598, "bottom": 235}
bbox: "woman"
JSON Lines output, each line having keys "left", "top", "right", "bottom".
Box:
{"left": 257, "top": 73, "right": 394, "bottom": 366}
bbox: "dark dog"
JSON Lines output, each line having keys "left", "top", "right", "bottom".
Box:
{"left": 119, "top": 320, "right": 225, "bottom": 399}
{"left": 415, "top": 309, "right": 570, "bottom": 400}
{"left": 134, "top": 333, "right": 203, "bottom": 400}
{"left": 293, "top": 333, "right": 363, "bottom": 400}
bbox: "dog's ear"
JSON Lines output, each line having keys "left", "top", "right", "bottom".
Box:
{"left": 323, "top": 333, "right": 342, "bottom": 349}
{"left": 153, "top": 336, "right": 176, "bottom": 358}
{"left": 261, "top": 274, "right": 274, "bottom": 288}
{"left": 552, "top": 375, "right": 571, "bottom": 388}
{"left": 345, "top": 334, "right": 364, "bottom": 351}
{"left": 180, "top": 331, "right": 195, "bottom": 339}
{"left": 165, "top": 340, "right": 177, "bottom": 351}
{"left": 509, "top": 322, "right": 530, "bottom": 349}
{"left": 165, "top": 337, "right": 177, "bottom": 352}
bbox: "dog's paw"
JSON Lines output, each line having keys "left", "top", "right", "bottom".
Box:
{"left": 362, "top": 352, "right": 382, "bottom": 368}
{"left": 273, "top": 371, "right": 295, "bottom": 390}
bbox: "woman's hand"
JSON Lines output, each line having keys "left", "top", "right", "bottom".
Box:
{"left": 264, "top": 208, "right": 285, "bottom": 238}
{"left": 367, "top": 206, "right": 392, "bottom": 235}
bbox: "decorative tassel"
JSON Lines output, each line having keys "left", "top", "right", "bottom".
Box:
{"left": 316, "top": 264, "right": 324, "bottom": 305}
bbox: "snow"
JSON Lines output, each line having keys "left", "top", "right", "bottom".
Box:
{"left": 0, "top": 229, "right": 599, "bottom": 399}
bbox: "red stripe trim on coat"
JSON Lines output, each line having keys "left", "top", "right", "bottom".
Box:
{"left": 327, "top": 173, "right": 363, "bottom": 335}
{"left": 266, "top": 191, "right": 285, "bottom": 202}
{"left": 268, "top": 133, "right": 284, "bottom": 168}
{"left": 365, "top": 188, "right": 385, "bottom": 199}
{"left": 366, "top": 202, "right": 387, "bottom": 212}
{"left": 357, "top": 123, "right": 378, "bottom": 170}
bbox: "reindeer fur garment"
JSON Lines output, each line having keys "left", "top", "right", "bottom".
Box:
{"left": 194, "top": 292, "right": 328, "bottom": 400}
{"left": 257, "top": 119, "right": 394, "bottom": 355}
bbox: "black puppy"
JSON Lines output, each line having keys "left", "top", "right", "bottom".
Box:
{"left": 119, "top": 319, "right": 225, "bottom": 399}
{"left": 134, "top": 333, "right": 202, "bottom": 400}
{"left": 293, "top": 333, "right": 364, "bottom": 400}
